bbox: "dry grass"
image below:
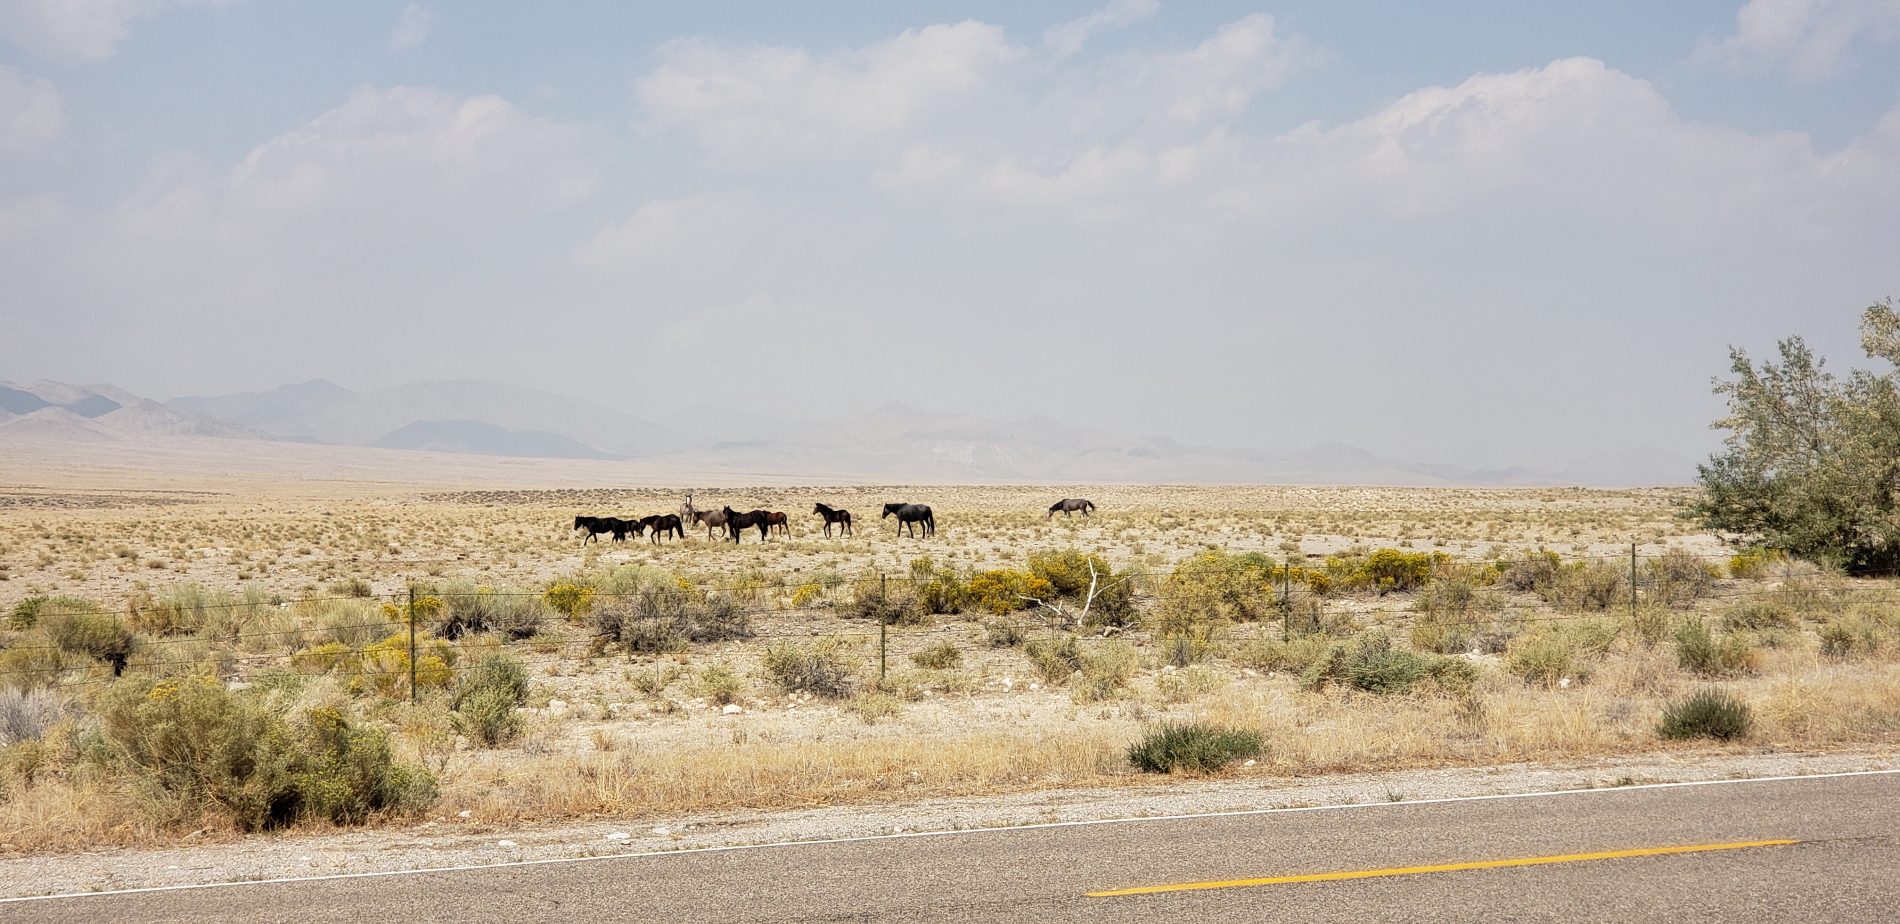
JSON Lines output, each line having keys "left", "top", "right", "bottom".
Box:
{"left": 4, "top": 480, "right": 1897, "bottom": 855}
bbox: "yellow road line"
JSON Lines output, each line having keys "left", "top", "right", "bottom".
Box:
{"left": 1087, "top": 839, "right": 1799, "bottom": 897}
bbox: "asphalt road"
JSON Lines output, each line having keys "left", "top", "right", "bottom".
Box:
{"left": 9, "top": 772, "right": 1896, "bottom": 923}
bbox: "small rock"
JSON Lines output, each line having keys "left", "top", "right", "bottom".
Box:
{"left": 299, "top": 856, "right": 311, "bottom": 862}
{"left": 1243, "top": 759, "right": 1257, "bottom": 767}
{"left": 651, "top": 826, "right": 671, "bottom": 836}
{"left": 458, "top": 810, "right": 472, "bottom": 818}
{"left": 1559, "top": 677, "right": 1572, "bottom": 688}
{"left": 497, "top": 840, "right": 517, "bottom": 848}
{"left": 1029, "top": 683, "right": 1040, "bottom": 691}
{"left": 605, "top": 832, "right": 631, "bottom": 841}
{"left": 722, "top": 704, "right": 743, "bottom": 714}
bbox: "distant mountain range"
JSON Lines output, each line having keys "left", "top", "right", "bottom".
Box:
{"left": 0, "top": 378, "right": 1698, "bottom": 485}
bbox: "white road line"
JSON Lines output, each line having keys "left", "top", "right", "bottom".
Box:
{"left": 4, "top": 767, "right": 1893, "bottom": 904}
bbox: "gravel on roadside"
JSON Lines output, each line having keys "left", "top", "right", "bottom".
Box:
{"left": 2, "top": 747, "right": 1892, "bottom": 900}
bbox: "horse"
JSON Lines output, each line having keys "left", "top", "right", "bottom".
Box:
{"left": 722, "top": 507, "right": 772, "bottom": 543}
{"left": 692, "top": 507, "right": 730, "bottom": 540}
{"left": 881, "top": 503, "right": 934, "bottom": 538}
{"left": 640, "top": 514, "right": 685, "bottom": 543}
{"left": 813, "top": 503, "right": 853, "bottom": 537}
{"left": 573, "top": 515, "right": 627, "bottom": 544}
{"left": 764, "top": 510, "right": 789, "bottom": 536}
{"left": 1048, "top": 498, "right": 1096, "bottom": 519}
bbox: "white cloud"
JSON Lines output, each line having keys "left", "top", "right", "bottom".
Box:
{"left": 1698, "top": 0, "right": 1900, "bottom": 81}
{"left": 390, "top": 2, "right": 432, "bottom": 51}
{"left": 0, "top": 65, "right": 63, "bottom": 152}
{"left": 575, "top": 191, "right": 759, "bottom": 270}
{"left": 1043, "top": 0, "right": 1158, "bottom": 59}
{"left": 635, "top": 21, "right": 1024, "bottom": 165}
{"left": 0, "top": 0, "right": 236, "bottom": 63}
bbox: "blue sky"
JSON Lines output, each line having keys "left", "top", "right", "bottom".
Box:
{"left": 3, "top": 1, "right": 1898, "bottom": 468}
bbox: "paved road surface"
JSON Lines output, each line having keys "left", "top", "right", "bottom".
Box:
{"left": 8, "top": 772, "right": 1896, "bottom": 923}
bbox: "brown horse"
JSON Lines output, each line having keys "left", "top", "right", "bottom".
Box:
{"left": 692, "top": 507, "right": 729, "bottom": 540}
{"left": 812, "top": 503, "right": 852, "bottom": 537}
{"left": 764, "top": 510, "right": 789, "bottom": 536}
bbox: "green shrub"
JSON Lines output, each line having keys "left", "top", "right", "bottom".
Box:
{"left": 1231, "top": 633, "right": 1331, "bottom": 674}
{"left": 1304, "top": 635, "right": 1476, "bottom": 695}
{"left": 628, "top": 663, "right": 682, "bottom": 696}
{"left": 1819, "top": 618, "right": 1883, "bottom": 659}
{"left": 1154, "top": 665, "right": 1227, "bottom": 703}
{"left": 1071, "top": 640, "right": 1138, "bottom": 704}
{"left": 910, "top": 640, "right": 962, "bottom": 670}
{"left": 454, "top": 688, "right": 524, "bottom": 748}
{"left": 294, "top": 706, "right": 438, "bottom": 824}
{"left": 1027, "top": 550, "right": 1138, "bottom": 628}
{"left": 96, "top": 678, "right": 434, "bottom": 830}
{"left": 1554, "top": 562, "right": 1628, "bottom": 612}
{"left": 45, "top": 610, "right": 133, "bottom": 674}
{"left": 1157, "top": 551, "right": 1275, "bottom": 628}
{"left": 848, "top": 580, "right": 926, "bottom": 626}
{"left": 1646, "top": 549, "right": 1718, "bottom": 606}
{"left": 1411, "top": 612, "right": 1479, "bottom": 654}
{"left": 1723, "top": 599, "right": 1796, "bottom": 631}
{"left": 693, "top": 664, "right": 743, "bottom": 705}
{"left": 451, "top": 652, "right": 529, "bottom": 747}
{"left": 1022, "top": 635, "right": 1083, "bottom": 684}
{"left": 1657, "top": 688, "right": 1753, "bottom": 741}
{"left": 1508, "top": 636, "right": 1576, "bottom": 688}
{"left": 908, "top": 557, "right": 967, "bottom": 615}
{"left": 761, "top": 637, "right": 859, "bottom": 697}
{"left": 1126, "top": 722, "right": 1265, "bottom": 774}
{"left": 1500, "top": 551, "right": 1562, "bottom": 595}
{"left": 855, "top": 693, "right": 903, "bottom": 725}
{"left": 328, "top": 578, "right": 375, "bottom": 598}
{"left": 433, "top": 580, "right": 545, "bottom": 639}
{"left": 1674, "top": 619, "right": 1754, "bottom": 677}
{"left": 0, "top": 638, "right": 64, "bottom": 690}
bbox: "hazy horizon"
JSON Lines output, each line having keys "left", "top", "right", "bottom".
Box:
{"left": 4, "top": 1, "right": 1898, "bottom": 472}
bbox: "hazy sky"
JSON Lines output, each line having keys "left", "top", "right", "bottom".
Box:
{"left": 2, "top": 1, "right": 1897, "bottom": 468}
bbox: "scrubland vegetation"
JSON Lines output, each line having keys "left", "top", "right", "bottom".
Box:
{"left": 2, "top": 481, "right": 1896, "bottom": 854}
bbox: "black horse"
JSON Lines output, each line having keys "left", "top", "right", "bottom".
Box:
{"left": 1047, "top": 498, "right": 1095, "bottom": 519}
{"left": 881, "top": 503, "right": 934, "bottom": 538}
{"left": 813, "top": 503, "right": 853, "bottom": 537}
{"left": 722, "top": 507, "right": 772, "bottom": 543}
{"left": 638, "top": 514, "right": 685, "bottom": 543}
{"left": 573, "top": 515, "right": 628, "bottom": 544}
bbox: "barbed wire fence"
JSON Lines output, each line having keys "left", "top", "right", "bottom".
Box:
{"left": 0, "top": 547, "right": 1861, "bottom": 696}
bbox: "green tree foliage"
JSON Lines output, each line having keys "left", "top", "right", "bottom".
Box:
{"left": 1693, "top": 300, "right": 1900, "bottom": 573}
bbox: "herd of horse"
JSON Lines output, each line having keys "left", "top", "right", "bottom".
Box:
{"left": 572, "top": 495, "right": 1092, "bottom": 544}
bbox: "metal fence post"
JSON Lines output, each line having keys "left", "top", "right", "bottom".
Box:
{"left": 408, "top": 585, "right": 418, "bottom": 704}
{"left": 1282, "top": 556, "right": 1292, "bottom": 643}
{"left": 879, "top": 574, "right": 888, "bottom": 679}
{"left": 1630, "top": 542, "right": 1638, "bottom": 623}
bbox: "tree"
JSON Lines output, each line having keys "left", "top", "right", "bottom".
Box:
{"left": 1692, "top": 300, "right": 1900, "bottom": 573}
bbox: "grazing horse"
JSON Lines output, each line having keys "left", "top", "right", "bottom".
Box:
{"left": 1047, "top": 498, "right": 1096, "bottom": 519}
{"left": 722, "top": 507, "right": 772, "bottom": 543}
{"left": 573, "top": 515, "right": 627, "bottom": 544}
{"left": 640, "top": 514, "right": 685, "bottom": 543}
{"left": 764, "top": 511, "right": 789, "bottom": 536}
{"left": 692, "top": 507, "right": 730, "bottom": 540}
{"left": 812, "top": 503, "right": 853, "bottom": 537}
{"left": 881, "top": 503, "right": 934, "bottom": 538}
